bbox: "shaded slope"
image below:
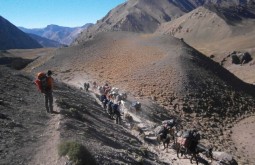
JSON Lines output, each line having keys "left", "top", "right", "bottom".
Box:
{"left": 0, "top": 65, "right": 49, "bottom": 164}
{"left": 0, "top": 16, "right": 42, "bottom": 50}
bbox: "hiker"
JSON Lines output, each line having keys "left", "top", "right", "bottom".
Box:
{"left": 84, "top": 82, "right": 90, "bottom": 92}
{"left": 106, "top": 100, "right": 114, "bottom": 118}
{"left": 92, "top": 81, "right": 97, "bottom": 91}
{"left": 112, "top": 101, "right": 122, "bottom": 124}
{"left": 102, "top": 98, "right": 109, "bottom": 110}
{"left": 35, "top": 70, "right": 54, "bottom": 113}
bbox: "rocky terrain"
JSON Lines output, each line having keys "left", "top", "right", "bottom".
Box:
{"left": 0, "top": 54, "right": 207, "bottom": 165}
{"left": 1, "top": 1, "right": 255, "bottom": 165}
{"left": 17, "top": 31, "right": 255, "bottom": 164}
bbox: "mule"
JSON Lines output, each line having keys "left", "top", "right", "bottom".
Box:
{"left": 156, "top": 127, "right": 176, "bottom": 152}
{"left": 157, "top": 134, "right": 171, "bottom": 152}
{"left": 176, "top": 139, "right": 199, "bottom": 165}
{"left": 129, "top": 101, "right": 141, "bottom": 114}
{"left": 176, "top": 138, "right": 213, "bottom": 165}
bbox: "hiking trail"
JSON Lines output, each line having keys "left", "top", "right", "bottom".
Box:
{"left": 28, "top": 101, "right": 68, "bottom": 165}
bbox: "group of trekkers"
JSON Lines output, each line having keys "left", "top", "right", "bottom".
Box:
{"left": 98, "top": 83, "right": 123, "bottom": 124}
{"left": 83, "top": 81, "right": 124, "bottom": 124}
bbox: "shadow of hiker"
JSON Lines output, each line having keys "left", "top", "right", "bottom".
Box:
{"left": 51, "top": 111, "right": 60, "bottom": 114}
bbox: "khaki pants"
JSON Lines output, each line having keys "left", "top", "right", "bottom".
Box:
{"left": 44, "top": 91, "right": 53, "bottom": 113}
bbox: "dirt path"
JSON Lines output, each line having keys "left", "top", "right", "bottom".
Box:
{"left": 124, "top": 106, "right": 200, "bottom": 165}
{"left": 28, "top": 101, "right": 67, "bottom": 165}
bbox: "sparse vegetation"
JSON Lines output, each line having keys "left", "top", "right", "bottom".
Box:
{"left": 139, "top": 146, "right": 148, "bottom": 157}
{"left": 136, "top": 156, "right": 144, "bottom": 165}
{"left": 58, "top": 141, "right": 96, "bottom": 165}
{"left": 124, "top": 113, "right": 133, "bottom": 122}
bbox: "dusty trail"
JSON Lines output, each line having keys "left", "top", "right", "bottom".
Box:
{"left": 88, "top": 85, "right": 207, "bottom": 165}
{"left": 122, "top": 105, "right": 196, "bottom": 165}
{"left": 28, "top": 101, "right": 67, "bottom": 165}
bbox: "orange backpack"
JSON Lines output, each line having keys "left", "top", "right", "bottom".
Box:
{"left": 35, "top": 72, "right": 48, "bottom": 93}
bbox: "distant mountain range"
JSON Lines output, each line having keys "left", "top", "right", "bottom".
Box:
{"left": 0, "top": 16, "right": 42, "bottom": 50}
{"left": 27, "top": 33, "right": 66, "bottom": 48}
{"left": 19, "top": 24, "right": 93, "bottom": 45}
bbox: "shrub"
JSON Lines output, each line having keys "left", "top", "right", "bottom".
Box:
{"left": 58, "top": 141, "right": 96, "bottom": 165}
{"left": 139, "top": 146, "right": 148, "bottom": 157}
{"left": 124, "top": 113, "right": 133, "bottom": 122}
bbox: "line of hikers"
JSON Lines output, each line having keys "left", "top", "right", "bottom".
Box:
{"left": 98, "top": 83, "right": 123, "bottom": 124}
{"left": 34, "top": 72, "right": 125, "bottom": 124}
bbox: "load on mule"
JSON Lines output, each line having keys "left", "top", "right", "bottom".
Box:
{"left": 175, "top": 129, "right": 213, "bottom": 165}
{"left": 154, "top": 119, "right": 177, "bottom": 151}
{"left": 129, "top": 101, "right": 141, "bottom": 113}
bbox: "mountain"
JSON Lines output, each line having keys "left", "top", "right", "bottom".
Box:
{"left": 19, "top": 23, "right": 93, "bottom": 45}
{"left": 155, "top": 4, "right": 255, "bottom": 84}
{"left": 156, "top": 4, "right": 255, "bottom": 43}
{"left": 28, "top": 33, "right": 66, "bottom": 48}
{"left": 73, "top": 0, "right": 255, "bottom": 44}
{"left": 0, "top": 16, "right": 42, "bottom": 50}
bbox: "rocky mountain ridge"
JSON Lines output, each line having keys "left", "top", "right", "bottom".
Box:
{"left": 74, "top": 0, "right": 255, "bottom": 44}
{"left": 0, "top": 16, "right": 42, "bottom": 50}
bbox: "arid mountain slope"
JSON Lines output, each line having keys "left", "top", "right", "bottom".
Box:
{"left": 156, "top": 6, "right": 255, "bottom": 84}
{"left": 0, "top": 56, "right": 205, "bottom": 165}
{"left": 157, "top": 5, "right": 255, "bottom": 51}
{"left": 156, "top": 7, "right": 233, "bottom": 46}
{"left": 27, "top": 32, "right": 255, "bottom": 160}
{"left": 73, "top": 0, "right": 199, "bottom": 44}
{"left": 0, "top": 16, "right": 42, "bottom": 50}
{"left": 73, "top": 0, "right": 255, "bottom": 44}
{"left": 4, "top": 31, "right": 255, "bottom": 164}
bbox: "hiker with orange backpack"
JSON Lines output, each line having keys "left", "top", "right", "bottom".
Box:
{"left": 35, "top": 70, "right": 54, "bottom": 113}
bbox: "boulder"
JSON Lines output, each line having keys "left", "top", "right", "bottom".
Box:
{"left": 211, "top": 152, "right": 238, "bottom": 165}
{"left": 231, "top": 51, "right": 252, "bottom": 64}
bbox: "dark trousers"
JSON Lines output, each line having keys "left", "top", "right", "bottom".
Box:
{"left": 44, "top": 91, "right": 53, "bottom": 113}
{"left": 115, "top": 111, "right": 121, "bottom": 124}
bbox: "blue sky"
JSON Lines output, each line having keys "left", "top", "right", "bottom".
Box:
{"left": 0, "top": 0, "right": 126, "bottom": 28}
